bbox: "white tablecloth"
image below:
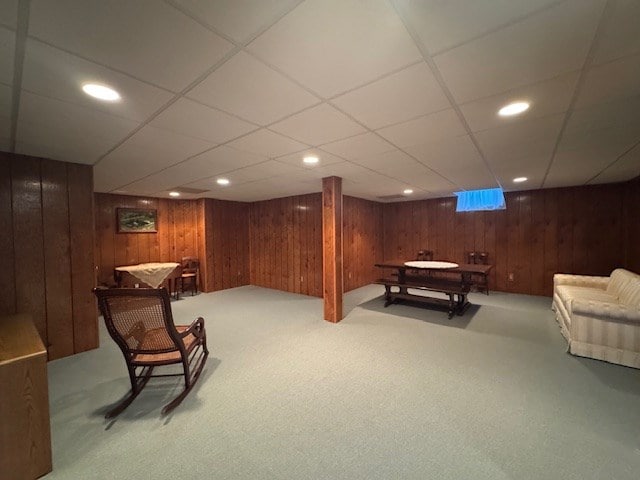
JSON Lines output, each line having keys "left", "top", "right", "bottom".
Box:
{"left": 115, "top": 262, "right": 180, "bottom": 288}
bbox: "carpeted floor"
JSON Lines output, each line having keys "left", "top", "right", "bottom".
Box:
{"left": 46, "top": 285, "right": 640, "bottom": 479}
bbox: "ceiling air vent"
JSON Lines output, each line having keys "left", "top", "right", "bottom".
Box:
{"left": 170, "top": 187, "right": 209, "bottom": 194}
{"left": 377, "top": 194, "right": 406, "bottom": 201}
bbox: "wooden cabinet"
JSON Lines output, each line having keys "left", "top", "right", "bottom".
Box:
{"left": 0, "top": 314, "right": 52, "bottom": 479}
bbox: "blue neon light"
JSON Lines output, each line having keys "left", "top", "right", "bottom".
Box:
{"left": 455, "top": 188, "right": 506, "bottom": 212}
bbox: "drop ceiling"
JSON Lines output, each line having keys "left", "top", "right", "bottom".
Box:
{"left": 1, "top": 0, "right": 639, "bottom": 202}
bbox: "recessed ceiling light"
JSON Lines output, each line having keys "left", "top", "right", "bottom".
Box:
{"left": 82, "top": 83, "right": 121, "bottom": 102}
{"left": 169, "top": 191, "right": 180, "bottom": 197}
{"left": 217, "top": 178, "right": 230, "bottom": 186}
{"left": 498, "top": 101, "right": 529, "bottom": 117}
{"left": 303, "top": 155, "right": 319, "bottom": 165}
{"left": 403, "top": 189, "right": 413, "bottom": 195}
{"left": 513, "top": 177, "right": 528, "bottom": 183}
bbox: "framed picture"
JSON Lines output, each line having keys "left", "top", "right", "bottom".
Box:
{"left": 117, "top": 208, "right": 157, "bottom": 233}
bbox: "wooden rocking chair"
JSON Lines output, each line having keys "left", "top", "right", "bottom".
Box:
{"left": 93, "top": 287, "right": 208, "bottom": 417}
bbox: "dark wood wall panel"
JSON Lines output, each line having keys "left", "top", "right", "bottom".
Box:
{"left": 0, "top": 152, "right": 95, "bottom": 360}
{"left": 625, "top": 176, "right": 640, "bottom": 272}
{"left": 382, "top": 184, "right": 628, "bottom": 296}
{"left": 343, "top": 196, "right": 383, "bottom": 292}
{"left": 94, "top": 194, "right": 200, "bottom": 286}
{"left": 249, "top": 194, "right": 323, "bottom": 297}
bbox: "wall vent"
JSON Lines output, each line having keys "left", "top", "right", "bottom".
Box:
{"left": 377, "top": 194, "right": 405, "bottom": 201}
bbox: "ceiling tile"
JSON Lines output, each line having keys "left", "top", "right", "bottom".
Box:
{"left": 332, "top": 62, "right": 450, "bottom": 129}
{"left": 490, "top": 154, "right": 550, "bottom": 189}
{"left": 569, "top": 95, "right": 640, "bottom": 135}
{"left": 434, "top": 0, "right": 604, "bottom": 103}
{"left": 0, "top": 83, "right": 9, "bottom": 148}
{"left": 460, "top": 71, "right": 579, "bottom": 132}
{"left": 592, "top": 0, "right": 640, "bottom": 65}
{"left": 320, "top": 133, "right": 395, "bottom": 160}
{"left": 406, "top": 135, "right": 497, "bottom": 189}
{"left": 94, "top": 125, "right": 215, "bottom": 191}
{"left": 376, "top": 109, "right": 466, "bottom": 148}
{"left": 188, "top": 51, "right": 319, "bottom": 125}
{"left": 22, "top": 39, "right": 174, "bottom": 122}
{"left": 270, "top": 103, "right": 365, "bottom": 145}
{"left": 171, "top": 0, "right": 301, "bottom": 43}
{"left": 28, "top": 0, "right": 233, "bottom": 91}
{"left": 16, "top": 91, "right": 139, "bottom": 165}
{"left": 393, "top": 0, "right": 559, "bottom": 55}
{"left": 227, "top": 128, "right": 308, "bottom": 158}
{"left": 587, "top": 143, "right": 640, "bottom": 184}
{"left": 474, "top": 114, "right": 564, "bottom": 166}
{"left": 575, "top": 53, "right": 640, "bottom": 109}
{"left": 350, "top": 149, "right": 420, "bottom": 174}
{"left": 275, "top": 148, "right": 344, "bottom": 169}
{"left": 247, "top": 0, "right": 421, "bottom": 97}
{"left": 150, "top": 97, "right": 256, "bottom": 144}
{"left": 0, "top": 27, "right": 14, "bottom": 85}
{"left": 0, "top": 1, "right": 17, "bottom": 29}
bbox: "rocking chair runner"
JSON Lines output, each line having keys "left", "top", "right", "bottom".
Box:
{"left": 93, "top": 287, "right": 209, "bottom": 417}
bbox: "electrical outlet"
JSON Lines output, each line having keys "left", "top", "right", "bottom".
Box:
{"left": 508, "top": 272, "right": 515, "bottom": 282}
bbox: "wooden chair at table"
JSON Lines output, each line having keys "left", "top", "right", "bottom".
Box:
{"left": 179, "top": 256, "right": 200, "bottom": 296}
{"left": 466, "top": 251, "right": 489, "bottom": 294}
{"left": 93, "top": 287, "right": 208, "bottom": 417}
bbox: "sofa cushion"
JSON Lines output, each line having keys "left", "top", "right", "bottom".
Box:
{"left": 556, "top": 285, "right": 618, "bottom": 315}
{"left": 618, "top": 278, "right": 640, "bottom": 307}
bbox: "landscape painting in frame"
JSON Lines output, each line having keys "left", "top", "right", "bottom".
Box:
{"left": 117, "top": 208, "right": 157, "bottom": 233}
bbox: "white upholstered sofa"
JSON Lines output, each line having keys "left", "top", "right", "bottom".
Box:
{"left": 552, "top": 268, "right": 640, "bottom": 368}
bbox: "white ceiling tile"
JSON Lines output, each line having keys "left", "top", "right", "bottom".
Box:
{"left": 475, "top": 114, "right": 564, "bottom": 166}
{"left": 16, "top": 91, "right": 139, "bottom": 165}
{"left": 376, "top": 109, "right": 466, "bottom": 148}
{"left": 434, "top": 0, "right": 604, "bottom": 103}
{"left": 406, "top": 135, "right": 497, "bottom": 188}
{"left": 350, "top": 149, "right": 419, "bottom": 174}
{"left": 0, "top": 27, "right": 14, "bottom": 86}
{"left": 587, "top": 143, "right": 640, "bottom": 184}
{"left": 276, "top": 148, "right": 344, "bottom": 169}
{"left": 592, "top": 0, "right": 640, "bottom": 65}
{"left": 402, "top": 172, "right": 456, "bottom": 194}
{"left": 575, "top": 54, "right": 640, "bottom": 109}
{"left": 185, "top": 159, "right": 301, "bottom": 191}
{"left": 247, "top": 0, "right": 421, "bottom": 97}
{"left": 320, "top": 133, "right": 395, "bottom": 161}
{"left": 94, "top": 125, "right": 215, "bottom": 191}
{"left": 270, "top": 103, "right": 365, "bottom": 145}
{"left": 491, "top": 155, "right": 550, "bottom": 189}
{"left": 150, "top": 97, "right": 256, "bottom": 144}
{"left": 569, "top": 95, "right": 640, "bottom": 135}
{"left": 0, "top": 1, "right": 17, "bottom": 29}
{"left": 189, "top": 51, "right": 320, "bottom": 126}
{"left": 0, "top": 83, "right": 10, "bottom": 138}
{"left": 29, "top": 0, "right": 233, "bottom": 91}
{"left": 460, "top": 71, "right": 579, "bottom": 132}
{"left": 227, "top": 128, "right": 308, "bottom": 158}
{"left": 543, "top": 150, "right": 607, "bottom": 187}
{"left": 178, "top": 145, "right": 268, "bottom": 180}
{"left": 22, "top": 39, "right": 174, "bottom": 122}
{"left": 393, "top": 0, "right": 559, "bottom": 55}
{"left": 171, "top": 0, "right": 301, "bottom": 43}
{"left": 332, "top": 62, "right": 450, "bottom": 129}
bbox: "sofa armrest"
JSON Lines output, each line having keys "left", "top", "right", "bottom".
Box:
{"left": 553, "top": 273, "right": 609, "bottom": 290}
{"left": 572, "top": 299, "right": 640, "bottom": 324}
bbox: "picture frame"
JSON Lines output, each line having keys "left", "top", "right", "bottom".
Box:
{"left": 116, "top": 208, "right": 157, "bottom": 233}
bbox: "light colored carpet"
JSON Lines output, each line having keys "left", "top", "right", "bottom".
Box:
{"left": 46, "top": 285, "right": 640, "bottom": 479}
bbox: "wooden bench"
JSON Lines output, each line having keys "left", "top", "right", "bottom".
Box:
{"left": 375, "top": 277, "right": 471, "bottom": 319}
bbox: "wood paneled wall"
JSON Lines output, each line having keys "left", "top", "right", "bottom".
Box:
{"left": 625, "top": 176, "right": 640, "bottom": 272}
{"left": 94, "top": 194, "right": 250, "bottom": 292}
{"left": 249, "top": 194, "right": 323, "bottom": 297}
{"left": 343, "top": 196, "right": 384, "bottom": 292}
{"left": 0, "top": 152, "right": 96, "bottom": 360}
{"left": 382, "top": 184, "right": 627, "bottom": 296}
{"left": 94, "top": 193, "right": 201, "bottom": 286}
{"left": 199, "top": 199, "right": 250, "bottom": 292}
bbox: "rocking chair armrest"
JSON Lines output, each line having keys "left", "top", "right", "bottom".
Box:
{"left": 180, "top": 317, "right": 206, "bottom": 338}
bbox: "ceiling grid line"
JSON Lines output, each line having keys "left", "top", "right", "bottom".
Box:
{"left": 8, "top": 0, "right": 31, "bottom": 152}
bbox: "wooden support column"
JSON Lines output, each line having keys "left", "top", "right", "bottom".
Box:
{"left": 322, "top": 176, "right": 343, "bottom": 322}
